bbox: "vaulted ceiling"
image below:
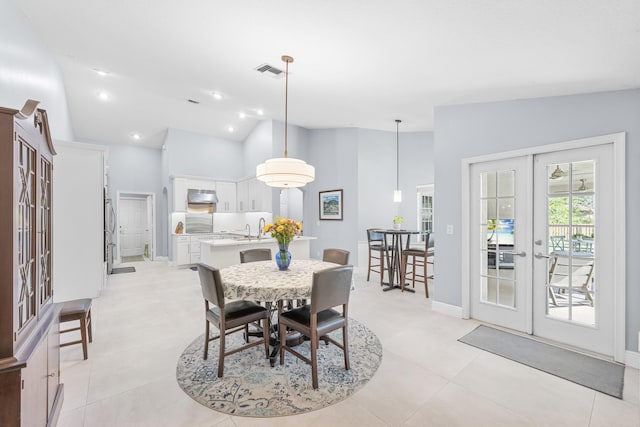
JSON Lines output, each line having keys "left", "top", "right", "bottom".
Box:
{"left": 16, "top": 0, "right": 640, "bottom": 148}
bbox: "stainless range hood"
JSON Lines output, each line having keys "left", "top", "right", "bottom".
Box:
{"left": 187, "top": 189, "right": 219, "bottom": 204}
{"left": 187, "top": 189, "right": 218, "bottom": 214}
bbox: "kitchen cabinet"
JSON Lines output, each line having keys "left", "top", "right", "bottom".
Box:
{"left": 173, "top": 235, "right": 190, "bottom": 265}
{"left": 249, "top": 178, "right": 272, "bottom": 212}
{"left": 172, "top": 234, "right": 214, "bottom": 266}
{"left": 172, "top": 177, "right": 189, "bottom": 211}
{"left": 236, "top": 179, "right": 249, "bottom": 212}
{"left": 0, "top": 100, "right": 63, "bottom": 426}
{"left": 238, "top": 178, "right": 272, "bottom": 212}
{"left": 215, "top": 181, "right": 236, "bottom": 212}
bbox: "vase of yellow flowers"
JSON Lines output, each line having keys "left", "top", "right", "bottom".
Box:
{"left": 263, "top": 217, "right": 302, "bottom": 270}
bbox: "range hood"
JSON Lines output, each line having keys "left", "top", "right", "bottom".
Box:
{"left": 187, "top": 189, "right": 219, "bottom": 204}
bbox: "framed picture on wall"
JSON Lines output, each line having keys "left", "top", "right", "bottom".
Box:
{"left": 319, "top": 189, "right": 343, "bottom": 220}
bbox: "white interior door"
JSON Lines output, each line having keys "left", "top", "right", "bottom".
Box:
{"left": 119, "top": 198, "right": 147, "bottom": 257}
{"left": 532, "top": 144, "right": 615, "bottom": 356}
{"left": 469, "top": 156, "right": 531, "bottom": 332}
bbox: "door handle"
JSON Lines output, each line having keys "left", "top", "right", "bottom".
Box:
{"left": 503, "top": 250, "right": 526, "bottom": 257}
{"left": 535, "top": 252, "right": 551, "bottom": 259}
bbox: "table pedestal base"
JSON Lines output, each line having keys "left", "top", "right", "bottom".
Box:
{"left": 382, "top": 282, "right": 416, "bottom": 293}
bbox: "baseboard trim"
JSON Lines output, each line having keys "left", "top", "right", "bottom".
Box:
{"left": 432, "top": 300, "right": 463, "bottom": 318}
{"left": 625, "top": 350, "right": 640, "bottom": 369}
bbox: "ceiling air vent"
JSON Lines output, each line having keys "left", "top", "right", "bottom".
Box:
{"left": 255, "top": 63, "right": 285, "bottom": 79}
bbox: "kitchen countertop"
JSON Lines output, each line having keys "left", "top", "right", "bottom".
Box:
{"left": 201, "top": 236, "right": 316, "bottom": 247}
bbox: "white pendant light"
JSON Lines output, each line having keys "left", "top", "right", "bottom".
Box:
{"left": 394, "top": 119, "right": 402, "bottom": 202}
{"left": 256, "top": 55, "right": 315, "bottom": 188}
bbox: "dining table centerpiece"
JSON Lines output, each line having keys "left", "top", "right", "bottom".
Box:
{"left": 263, "top": 217, "right": 302, "bottom": 270}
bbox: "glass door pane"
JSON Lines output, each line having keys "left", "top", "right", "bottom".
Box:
{"left": 480, "top": 169, "right": 517, "bottom": 308}
{"left": 544, "top": 161, "right": 596, "bottom": 326}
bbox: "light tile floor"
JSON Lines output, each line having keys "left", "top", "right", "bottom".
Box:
{"left": 57, "top": 261, "right": 639, "bottom": 426}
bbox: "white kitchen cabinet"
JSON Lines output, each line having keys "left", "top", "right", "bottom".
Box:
{"left": 173, "top": 177, "right": 189, "bottom": 212}
{"left": 173, "top": 235, "right": 190, "bottom": 265}
{"left": 189, "top": 234, "right": 214, "bottom": 264}
{"left": 215, "top": 181, "right": 237, "bottom": 212}
{"left": 248, "top": 178, "right": 272, "bottom": 212}
{"left": 238, "top": 178, "right": 272, "bottom": 212}
{"left": 173, "top": 234, "right": 214, "bottom": 266}
{"left": 236, "top": 179, "right": 249, "bottom": 212}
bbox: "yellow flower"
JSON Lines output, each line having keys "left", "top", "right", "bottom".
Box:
{"left": 263, "top": 224, "right": 272, "bottom": 233}
{"left": 279, "top": 218, "right": 287, "bottom": 225}
{"left": 276, "top": 225, "right": 284, "bottom": 232}
{"left": 296, "top": 221, "right": 302, "bottom": 230}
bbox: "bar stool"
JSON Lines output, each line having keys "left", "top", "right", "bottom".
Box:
{"left": 59, "top": 298, "right": 93, "bottom": 360}
{"left": 366, "top": 228, "right": 392, "bottom": 286}
{"left": 401, "top": 233, "right": 435, "bottom": 297}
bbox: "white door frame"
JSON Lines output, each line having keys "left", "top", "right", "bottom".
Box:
{"left": 461, "top": 132, "right": 626, "bottom": 362}
{"left": 116, "top": 191, "right": 156, "bottom": 263}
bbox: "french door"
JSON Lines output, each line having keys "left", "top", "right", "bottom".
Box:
{"left": 532, "top": 144, "right": 614, "bottom": 355}
{"left": 469, "top": 156, "right": 531, "bottom": 332}
{"left": 467, "top": 139, "right": 619, "bottom": 357}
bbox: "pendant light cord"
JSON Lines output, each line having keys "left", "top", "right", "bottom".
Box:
{"left": 396, "top": 119, "right": 401, "bottom": 191}
{"left": 283, "top": 56, "right": 293, "bottom": 158}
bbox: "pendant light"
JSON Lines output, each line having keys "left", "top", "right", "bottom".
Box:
{"left": 256, "top": 55, "right": 315, "bottom": 188}
{"left": 393, "top": 119, "right": 402, "bottom": 202}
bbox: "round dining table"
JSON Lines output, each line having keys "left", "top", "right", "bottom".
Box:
{"left": 219, "top": 259, "right": 340, "bottom": 302}
{"left": 219, "top": 258, "right": 341, "bottom": 365}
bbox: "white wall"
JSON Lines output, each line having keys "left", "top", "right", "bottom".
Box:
{"left": 0, "top": 0, "right": 73, "bottom": 140}
{"left": 434, "top": 88, "right": 640, "bottom": 351}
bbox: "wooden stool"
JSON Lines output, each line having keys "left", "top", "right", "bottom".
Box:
{"left": 60, "top": 299, "right": 93, "bottom": 360}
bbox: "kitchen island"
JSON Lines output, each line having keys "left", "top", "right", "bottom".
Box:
{"left": 200, "top": 236, "right": 316, "bottom": 269}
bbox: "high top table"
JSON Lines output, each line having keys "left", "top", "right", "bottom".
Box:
{"left": 379, "top": 229, "right": 421, "bottom": 292}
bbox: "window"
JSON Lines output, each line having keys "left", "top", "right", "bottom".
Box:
{"left": 417, "top": 184, "right": 434, "bottom": 242}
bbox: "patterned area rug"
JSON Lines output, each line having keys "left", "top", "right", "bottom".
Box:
{"left": 176, "top": 318, "right": 382, "bottom": 417}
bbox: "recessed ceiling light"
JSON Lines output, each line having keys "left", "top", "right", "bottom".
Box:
{"left": 256, "top": 109, "right": 264, "bottom": 116}
{"left": 93, "top": 68, "right": 109, "bottom": 76}
{"left": 212, "top": 92, "right": 223, "bottom": 100}
{"left": 227, "top": 126, "right": 234, "bottom": 132}
{"left": 131, "top": 133, "right": 142, "bottom": 141}
{"left": 238, "top": 112, "right": 246, "bottom": 119}
{"left": 97, "top": 91, "right": 110, "bottom": 101}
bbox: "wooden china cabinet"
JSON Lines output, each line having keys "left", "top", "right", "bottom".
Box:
{"left": 0, "top": 100, "right": 63, "bottom": 426}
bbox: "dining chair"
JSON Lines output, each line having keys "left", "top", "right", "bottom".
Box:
{"left": 197, "top": 264, "right": 270, "bottom": 377}
{"left": 240, "top": 248, "right": 272, "bottom": 263}
{"left": 366, "top": 228, "right": 392, "bottom": 286}
{"left": 400, "top": 232, "right": 435, "bottom": 297}
{"left": 278, "top": 265, "right": 354, "bottom": 389}
{"left": 322, "top": 248, "right": 350, "bottom": 265}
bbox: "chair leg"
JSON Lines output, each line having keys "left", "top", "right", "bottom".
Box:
{"left": 279, "top": 321, "right": 286, "bottom": 365}
{"left": 400, "top": 254, "right": 407, "bottom": 292}
{"left": 424, "top": 258, "right": 429, "bottom": 298}
{"left": 203, "top": 320, "right": 210, "bottom": 360}
{"left": 310, "top": 329, "right": 318, "bottom": 389}
{"left": 87, "top": 310, "right": 93, "bottom": 343}
{"left": 263, "top": 315, "right": 270, "bottom": 358}
{"left": 79, "top": 317, "right": 88, "bottom": 360}
{"left": 367, "top": 251, "right": 372, "bottom": 281}
{"left": 217, "top": 329, "right": 225, "bottom": 378}
{"left": 343, "top": 324, "right": 350, "bottom": 370}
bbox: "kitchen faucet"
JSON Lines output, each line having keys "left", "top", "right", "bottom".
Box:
{"left": 257, "top": 217, "right": 266, "bottom": 239}
{"left": 245, "top": 224, "right": 251, "bottom": 239}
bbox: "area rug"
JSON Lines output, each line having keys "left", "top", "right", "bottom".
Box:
{"left": 459, "top": 325, "right": 624, "bottom": 399}
{"left": 121, "top": 255, "right": 144, "bottom": 262}
{"left": 110, "top": 266, "right": 136, "bottom": 274}
{"left": 176, "top": 318, "right": 382, "bottom": 417}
